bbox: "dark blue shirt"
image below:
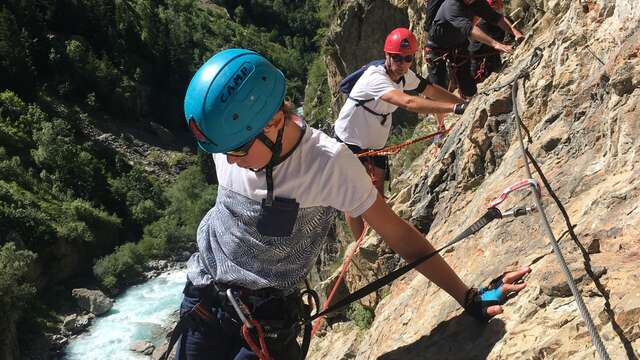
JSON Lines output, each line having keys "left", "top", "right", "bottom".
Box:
{"left": 428, "top": 0, "right": 503, "bottom": 49}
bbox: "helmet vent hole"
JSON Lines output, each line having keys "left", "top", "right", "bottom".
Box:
{"left": 232, "top": 113, "right": 239, "bottom": 120}
{"left": 261, "top": 76, "right": 267, "bottom": 81}
{"left": 246, "top": 126, "right": 252, "bottom": 131}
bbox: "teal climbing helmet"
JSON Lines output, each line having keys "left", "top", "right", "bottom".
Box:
{"left": 184, "top": 48, "right": 286, "bottom": 153}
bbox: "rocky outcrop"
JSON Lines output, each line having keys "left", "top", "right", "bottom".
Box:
{"left": 309, "top": 0, "right": 640, "bottom": 359}
{"left": 71, "top": 288, "right": 114, "bottom": 315}
{"left": 61, "top": 313, "right": 95, "bottom": 335}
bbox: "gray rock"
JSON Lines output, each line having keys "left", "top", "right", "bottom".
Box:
{"left": 541, "top": 137, "right": 561, "bottom": 152}
{"left": 61, "top": 314, "right": 93, "bottom": 335}
{"left": 129, "top": 340, "right": 155, "bottom": 355}
{"left": 487, "top": 93, "right": 513, "bottom": 115}
{"left": 71, "top": 288, "right": 114, "bottom": 315}
{"left": 609, "top": 62, "right": 635, "bottom": 96}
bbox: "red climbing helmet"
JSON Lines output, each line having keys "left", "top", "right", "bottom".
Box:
{"left": 383, "top": 28, "right": 418, "bottom": 55}
{"left": 487, "top": 0, "right": 504, "bottom": 10}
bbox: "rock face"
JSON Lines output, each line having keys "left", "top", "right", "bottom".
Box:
{"left": 308, "top": 0, "right": 640, "bottom": 359}
{"left": 71, "top": 288, "right": 114, "bottom": 315}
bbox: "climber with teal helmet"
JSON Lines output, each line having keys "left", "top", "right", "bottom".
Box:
{"left": 171, "top": 48, "right": 531, "bottom": 360}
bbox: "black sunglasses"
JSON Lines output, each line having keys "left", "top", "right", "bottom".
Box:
{"left": 390, "top": 54, "right": 414, "bottom": 63}
{"left": 224, "top": 137, "right": 258, "bottom": 157}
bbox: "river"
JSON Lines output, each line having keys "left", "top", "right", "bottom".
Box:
{"left": 64, "top": 269, "right": 186, "bottom": 359}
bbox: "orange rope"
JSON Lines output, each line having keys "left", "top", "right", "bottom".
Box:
{"left": 356, "top": 128, "right": 450, "bottom": 158}
{"left": 311, "top": 223, "right": 370, "bottom": 336}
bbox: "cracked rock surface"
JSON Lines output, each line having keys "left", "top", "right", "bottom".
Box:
{"left": 310, "top": 0, "right": 640, "bottom": 358}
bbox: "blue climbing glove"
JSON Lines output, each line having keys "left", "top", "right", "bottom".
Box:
{"left": 463, "top": 276, "right": 504, "bottom": 322}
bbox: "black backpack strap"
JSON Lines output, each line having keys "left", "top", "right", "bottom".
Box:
{"left": 347, "top": 96, "right": 390, "bottom": 126}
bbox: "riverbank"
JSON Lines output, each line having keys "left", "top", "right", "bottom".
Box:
{"left": 63, "top": 267, "right": 186, "bottom": 359}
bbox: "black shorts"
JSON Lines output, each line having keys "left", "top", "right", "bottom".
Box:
{"left": 334, "top": 135, "right": 390, "bottom": 180}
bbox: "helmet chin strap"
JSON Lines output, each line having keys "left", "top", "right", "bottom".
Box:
{"left": 250, "top": 125, "right": 285, "bottom": 206}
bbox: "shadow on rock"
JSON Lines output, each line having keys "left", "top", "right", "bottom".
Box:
{"left": 378, "top": 313, "right": 506, "bottom": 360}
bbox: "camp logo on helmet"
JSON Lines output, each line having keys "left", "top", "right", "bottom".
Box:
{"left": 400, "top": 38, "right": 410, "bottom": 49}
{"left": 219, "top": 63, "right": 254, "bottom": 103}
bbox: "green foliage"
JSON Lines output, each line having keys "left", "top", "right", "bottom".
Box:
{"left": 0, "top": 7, "right": 36, "bottom": 96}
{"left": 53, "top": 199, "right": 121, "bottom": 249}
{"left": 0, "top": 181, "right": 57, "bottom": 249}
{"left": 109, "top": 167, "right": 165, "bottom": 227}
{"left": 96, "top": 165, "right": 216, "bottom": 290}
{"left": 138, "top": 215, "right": 187, "bottom": 258}
{"left": 303, "top": 56, "right": 333, "bottom": 132}
{"left": 138, "top": 165, "right": 216, "bottom": 259}
{"left": 164, "top": 166, "right": 217, "bottom": 231}
{"left": 0, "top": 90, "right": 45, "bottom": 155}
{"left": 31, "top": 119, "right": 108, "bottom": 199}
{"left": 347, "top": 302, "right": 375, "bottom": 329}
{"left": 94, "top": 242, "right": 145, "bottom": 290}
{"left": 0, "top": 243, "right": 37, "bottom": 323}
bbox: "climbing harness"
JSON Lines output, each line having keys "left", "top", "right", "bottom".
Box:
{"left": 339, "top": 59, "right": 405, "bottom": 126}
{"left": 159, "top": 282, "right": 317, "bottom": 360}
{"left": 426, "top": 47, "right": 498, "bottom": 96}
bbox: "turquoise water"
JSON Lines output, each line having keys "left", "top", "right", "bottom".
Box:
{"left": 64, "top": 270, "right": 187, "bottom": 359}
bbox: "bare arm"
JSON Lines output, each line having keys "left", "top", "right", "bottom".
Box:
{"left": 496, "top": 16, "right": 523, "bottom": 40}
{"left": 422, "top": 83, "right": 464, "bottom": 104}
{"left": 469, "top": 25, "right": 512, "bottom": 53}
{"left": 361, "top": 194, "right": 469, "bottom": 304}
{"left": 380, "top": 89, "right": 456, "bottom": 114}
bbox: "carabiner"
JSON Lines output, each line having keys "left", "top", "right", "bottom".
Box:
{"left": 242, "top": 320, "right": 272, "bottom": 360}
{"left": 501, "top": 205, "right": 537, "bottom": 218}
{"left": 226, "top": 288, "right": 253, "bottom": 329}
{"left": 489, "top": 179, "right": 540, "bottom": 209}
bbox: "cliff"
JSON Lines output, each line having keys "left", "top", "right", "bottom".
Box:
{"left": 309, "top": 0, "right": 640, "bottom": 358}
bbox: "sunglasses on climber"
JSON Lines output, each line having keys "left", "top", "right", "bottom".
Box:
{"left": 224, "top": 137, "right": 258, "bottom": 157}
{"left": 390, "top": 54, "right": 414, "bottom": 63}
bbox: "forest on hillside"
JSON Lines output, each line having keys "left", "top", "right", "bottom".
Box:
{"left": 0, "top": 0, "right": 331, "bottom": 357}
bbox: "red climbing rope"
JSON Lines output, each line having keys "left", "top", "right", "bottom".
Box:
{"left": 311, "top": 223, "right": 370, "bottom": 336}
{"left": 356, "top": 127, "right": 451, "bottom": 158}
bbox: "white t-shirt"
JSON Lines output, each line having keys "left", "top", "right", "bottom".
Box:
{"left": 334, "top": 64, "right": 422, "bottom": 149}
{"left": 213, "top": 126, "right": 377, "bottom": 216}
{"left": 186, "top": 126, "right": 378, "bottom": 290}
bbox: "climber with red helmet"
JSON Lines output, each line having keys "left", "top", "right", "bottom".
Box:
{"left": 425, "top": 0, "right": 524, "bottom": 97}
{"left": 165, "top": 48, "right": 531, "bottom": 360}
{"left": 334, "top": 27, "right": 468, "bottom": 240}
